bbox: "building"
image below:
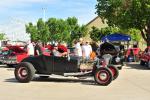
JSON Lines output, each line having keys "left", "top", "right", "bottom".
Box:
{"left": 86, "top": 16, "right": 107, "bottom": 31}
{"left": 83, "top": 16, "right": 107, "bottom": 42}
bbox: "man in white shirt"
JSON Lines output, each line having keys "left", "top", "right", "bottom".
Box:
{"left": 82, "top": 42, "right": 92, "bottom": 60}
{"left": 27, "top": 40, "right": 34, "bottom": 56}
{"left": 74, "top": 40, "right": 82, "bottom": 57}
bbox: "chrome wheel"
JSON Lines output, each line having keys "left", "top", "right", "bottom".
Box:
{"left": 94, "top": 67, "right": 113, "bottom": 86}
{"left": 18, "top": 67, "right": 28, "bottom": 79}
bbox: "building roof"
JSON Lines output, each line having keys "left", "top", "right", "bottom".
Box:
{"left": 86, "top": 16, "right": 99, "bottom": 26}
{"left": 86, "top": 16, "right": 108, "bottom": 31}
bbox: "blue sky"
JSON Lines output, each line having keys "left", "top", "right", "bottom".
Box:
{"left": 0, "top": 0, "right": 97, "bottom": 41}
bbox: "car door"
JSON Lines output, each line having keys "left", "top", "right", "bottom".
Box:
{"left": 53, "top": 56, "right": 78, "bottom": 73}
{"left": 41, "top": 55, "right": 54, "bottom": 74}
{"left": 53, "top": 56, "right": 67, "bottom": 73}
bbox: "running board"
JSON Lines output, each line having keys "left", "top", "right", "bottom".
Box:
{"left": 64, "top": 71, "right": 92, "bottom": 77}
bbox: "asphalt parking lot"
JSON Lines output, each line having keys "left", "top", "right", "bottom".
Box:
{"left": 0, "top": 62, "right": 150, "bottom": 100}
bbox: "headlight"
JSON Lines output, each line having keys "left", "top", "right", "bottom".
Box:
{"left": 115, "top": 57, "right": 120, "bottom": 63}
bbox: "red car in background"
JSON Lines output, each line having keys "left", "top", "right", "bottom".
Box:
{"left": 140, "top": 46, "right": 150, "bottom": 68}
{"left": 125, "top": 48, "right": 141, "bottom": 62}
{"left": 0, "top": 46, "right": 28, "bottom": 67}
{"left": 0, "top": 45, "right": 50, "bottom": 67}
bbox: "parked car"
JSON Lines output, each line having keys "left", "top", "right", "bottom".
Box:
{"left": 14, "top": 54, "right": 119, "bottom": 86}
{"left": 0, "top": 46, "right": 28, "bottom": 67}
{"left": 140, "top": 46, "right": 150, "bottom": 68}
{"left": 125, "top": 48, "right": 141, "bottom": 62}
{"left": 0, "top": 45, "right": 50, "bottom": 67}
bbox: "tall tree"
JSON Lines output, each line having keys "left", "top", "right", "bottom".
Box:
{"left": 90, "top": 26, "right": 104, "bottom": 42}
{"left": 96, "top": 0, "right": 150, "bottom": 46}
{"left": 26, "top": 17, "right": 88, "bottom": 45}
{"left": 0, "top": 33, "right": 5, "bottom": 40}
{"left": 66, "top": 17, "right": 88, "bottom": 43}
{"left": 26, "top": 23, "right": 38, "bottom": 41}
{"left": 46, "top": 18, "right": 70, "bottom": 42}
{"left": 37, "top": 18, "right": 50, "bottom": 43}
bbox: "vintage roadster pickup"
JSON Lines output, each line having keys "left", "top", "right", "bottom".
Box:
{"left": 14, "top": 54, "right": 119, "bottom": 86}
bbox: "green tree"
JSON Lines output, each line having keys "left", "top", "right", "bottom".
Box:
{"left": 96, "top": 0, "right": 150, "bottom": 46}
{"left": 37, "top": 18, "right": 50, "bottom": 43}
{"left": 26, "top": 23, "right": 38, "bottom": 41}
{"left": 90, "top": 26, "right": 120, "bottom": 42}
{"left": 46, "top": 18, "right": 70, "bottom": 42}
{"left": 0, "top": 33, "right": 5, "bottom": 40}
{"left": 90, "top": 27, "right": 103, "bottom": 42}
{"left": 66, "top": 17, "right": 88, "bottom": 43}
{"left": 26, "top": 17, "right": 88, "bottom": 45}
{"left": 128, "top": 28, "right": 141, "bottom": 42}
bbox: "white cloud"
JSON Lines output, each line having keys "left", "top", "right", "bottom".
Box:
{"left": 0, "top": 0, "right": 57, "bottom": 9}
{"left": 0, "top": 21, "right": 30, "bottom": 41}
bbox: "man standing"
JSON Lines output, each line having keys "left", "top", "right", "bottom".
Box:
{"left": 74, "top": 40, "right": 82, "bottom": 58}
{"left": 27, "top": 40, "right": 34, "bottom": 56}
{"left": 82, "top": 42, "right": 92, "bottom": 60}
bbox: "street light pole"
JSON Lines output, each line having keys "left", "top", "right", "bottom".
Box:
{"left": 42, "top": 7, "right": 46, "bottom": 22}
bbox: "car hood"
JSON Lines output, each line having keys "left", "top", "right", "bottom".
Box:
{"left": 6, "top": 46, "right": 26, "bottom": 53}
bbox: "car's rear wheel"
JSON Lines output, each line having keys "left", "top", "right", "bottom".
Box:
{"left": 14, "top": 62, "right": 35, "bottom": 83}
{"left": 140, "top": 60, "right": 145, "bottom": 66}
{"left": 94, "top": 67, "right": 113, "bottom": 86}
{"left": 107, "top": 65, "right": 119, "bottom": 80}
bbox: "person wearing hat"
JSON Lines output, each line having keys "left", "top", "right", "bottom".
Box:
{"left": 51, "top": 44, "right": 67, "bottom": 57}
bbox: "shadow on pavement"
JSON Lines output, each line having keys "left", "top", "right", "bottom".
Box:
{"left": 125, "top": 62, "right": 149, "bottom": 70}
{"left": 0, "top": 64, "right": 16, "bottom": 69}
{"left": 5, "top": 78, "right": 18, "bottom": 83}
{"left": 33, "top": 77, "right": 98, "bottom": 86}
{"left": 4, "top": 77, "right": 101, "bottom": 86}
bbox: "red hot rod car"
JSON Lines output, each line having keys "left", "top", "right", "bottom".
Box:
{"left": 140, "top": 46, "right": 150, "bottom": 68}
{"left": 14, "top": 54, "right": 119, "bottom": 86}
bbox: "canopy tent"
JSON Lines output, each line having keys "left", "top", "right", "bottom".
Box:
{"left": 101, "top": 33, "right": 131, "bottom": 42}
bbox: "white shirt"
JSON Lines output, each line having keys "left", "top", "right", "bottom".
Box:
{"left": 82, "top": 44, "right": 92, "bottom": 58}
{"left": 27, "top": 43, "right": 34, "bottom": 55}
{"left": 74, "top": 42, "right": 82, "bottom": 57}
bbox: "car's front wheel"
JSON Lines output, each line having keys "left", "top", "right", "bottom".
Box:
{"left": 94, "top": 67, "right": 113, "bottom": 86}
{"left": 14, "top": 62, "right": 35, "bottom": 83}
